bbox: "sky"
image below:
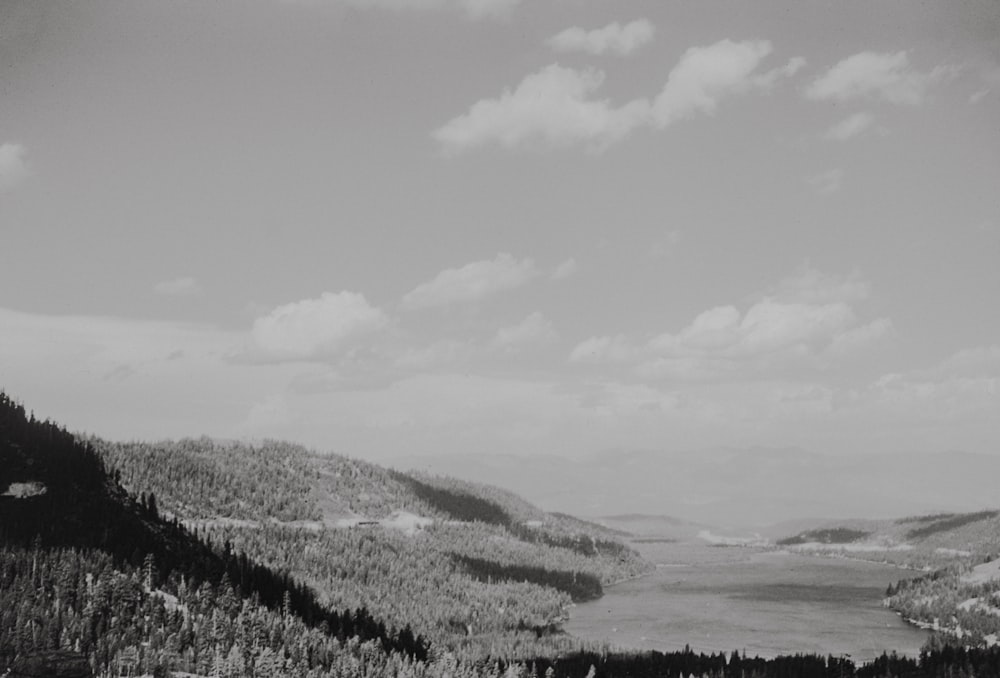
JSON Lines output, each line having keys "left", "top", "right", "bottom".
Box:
{"left": 1, "top": 0, "right": 998, "bottom": 463}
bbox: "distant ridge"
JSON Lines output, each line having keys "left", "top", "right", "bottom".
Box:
{"left": 392, "top": 448, "right": 1000, "bottom": 526}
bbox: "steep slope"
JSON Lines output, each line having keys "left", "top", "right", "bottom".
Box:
{"left": 6, "top": 391, "right": 1000, "bottom": 677}
{"left": 0, "top": 392, "right": 426, "bottom": 676}
{"left": 94, "top": 436, "right": 651, "bottom": 658}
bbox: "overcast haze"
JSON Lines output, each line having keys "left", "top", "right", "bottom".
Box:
{"left": 1, "top": 1, "right": 998, "bottom": 466}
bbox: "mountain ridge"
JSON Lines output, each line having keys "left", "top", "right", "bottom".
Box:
{"left": 390, "top": 447, "right": 1000, "bottom": 526}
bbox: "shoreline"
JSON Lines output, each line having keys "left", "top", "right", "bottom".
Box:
{"left": 565, "top": 540, "right": 928, "bottom": 662}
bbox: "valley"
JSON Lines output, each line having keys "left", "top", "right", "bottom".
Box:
{"left": 565, "top": 541, "right": 927, "bottom": 662}
{"left": 4, "top": 390, "right": 1000, "bottom": 677}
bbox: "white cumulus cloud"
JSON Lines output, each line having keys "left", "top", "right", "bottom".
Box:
{"left": 806, "top": 51, "right": 950, "bottom": 105}
{"left": 0, "top": 143, "right": 29, "bottom": 191}
{"left": 250, "top": 291, "right": 387, "bottom": 361}
{"left": 401, "top": 253, "right": 537, "bottom": 309}
{"left": 547, "top": 19, "right": 655, "bottom": 57}
{"left": 435, "top": 39, "right": 804, "bottom": 153}
{"left": 433, "top": 64, "right": 650, "bottom": 153}
{"left": 828, "top": 318, "right": 893, "bottom": 355}
{"left": 649, "top": 300, "right": 858, "bottom": 360}
{"left": 491, "top": 312, "right": 557, "bottom": 352}
{"left": 652, "top": 40, "right": 803, "bottom": 127}
{"left": 571, "top": 268, "right": 890, "bottom": 380}
{"left": 825, "top": 111, "right": 876, "bottom": 141}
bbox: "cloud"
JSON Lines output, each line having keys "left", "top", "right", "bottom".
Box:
{"left": 571, "top": 268, "right": 889, "bottom": 380}
{"left": 551, "top": 257, "right": 579, "bottom": 280}
{"left": 153, "top": 276, "right": 203, "bottom": 297}
{"left": 651, "top": 40, "right": 804, "bottom": 127}
{"left": 828, "top": 318, "right": 893, "bottom": 355}
{"left": 433, "top": 64, "right": 650, "bottom": 153}
{"left": 931, "top": 345, "right": 1000, "bottom": 380}
{"left": 394, "top": 339, "right": 472, "bottom": 370}
{"left": 805, "top": 51, "right": 951, "bottom": 105}
{"left": 250, "top": 291, "right": 387, "bottom": 361}
{"left": 546, "top": 19, "right": 655, "bottom": 57}
{"left": 649, "top": 230, "right": 682, "bottom": 258}
{"left": 770, "top": 264, "right": 870, "bottom": 304}
{"left": 637, "top": 299, "right": 890, "bottom": 379}
{"left": 969, "top": 88, "right": 990, "bottom": 104}
{"left": 435, "top": 40, "right": 804, "bottom": 153}
{"left": 569, "top": 334, "right": 638, "bottom": 364}
{"left": 401, "top": 253, "right": 537, "bottom": 309}
{"left": 847, "top": 347, "right": 1000, "bottom": 433}
{"left": 329, "top": 0, "right": 521, "bottom": 20}
{"left": 490, "top": 312, "right": 557, "bottom": 352}
{"left": 649, "top": 300, "right": 858, "bottom": 360}
{"left": 806, "top": 168, "right": 843, "bottom": 194}
{"left": 455, "top": 0, "right": 519, "bottom": 19}
{"left": 825, "top": 111, "right": 876, "bottom": 141}
{"left": 0, "top": 143, "right": 29, "bottom": 191}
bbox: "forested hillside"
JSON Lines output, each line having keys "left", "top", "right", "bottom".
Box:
{"left": 776, "top": 511, "right": 1000, "bottom": 570}
{"left": 95, "top": 436, "right": 649, "bottom": 658}
{"left": 6, "top": 389, "right": 1000, "bottom": 678}
{"left": 885, "top": 559, "right": 1000, "bottom": 649}
{"left": 776, "top": 511, "right": 1000, "bottom": 651}
{"left": 0, "top": 392, "right": 426, "bottom": 677}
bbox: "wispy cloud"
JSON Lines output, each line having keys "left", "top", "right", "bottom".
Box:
{"left": 249, "top": 291, "right": 387, "bottom": 361}
{"left": 490, "top": 311, "right": 557, "bottom": 352}
{"left": 770, "top": 264, "right": 870, "bottom": 304}
{"left": 806, "top": 168, "right": 843, "bottom": 194}
{"left": 546, "top": 19, "right": 655, "bottom": 57}
{"left": 649, "top": 230, "right": 682, "bottom": 259}
{"left": 551, "top": 257, "right": 579, "bottom": 281}
{"left": 849, "top": 345, "right": 999, "bottom": 430}
{"left": 0, "top": 143, "right": 29, "bottom": 191}
{"left": 153, "top": 276, "right": 203, "bottom": 297}
{"left": 325, "top": 0, "right": 521, "bottom": 20}
{"left": 825, "top": 111, "right": 876, "bottom": 141}
{"left": 806, "top": 51, "right": 951, "bottom": 105}
{"left": 828, "top": 318, "right": 894, "bottom": 355}
{"left": 569, "top": 334, "right": 638, "bottom": 364}
{"left": 401, "top": 253, "right": 537, "bottom": 309}
{"left": 434, "top": 39, "right": 804, "bottom": 153}
{"left": 969, "top": 88, "right": 990, "bottom": 105}
{"left": 394, "top": 339, "right": 472, "bottom": 370}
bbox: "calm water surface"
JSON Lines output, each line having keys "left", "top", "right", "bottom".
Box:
{"left": 566, "top": 542, "right": 928, "bottom": 662}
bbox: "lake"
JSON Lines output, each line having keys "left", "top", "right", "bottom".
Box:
{"left": 565, "top": 541, "right": 928, "bottom": 662}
